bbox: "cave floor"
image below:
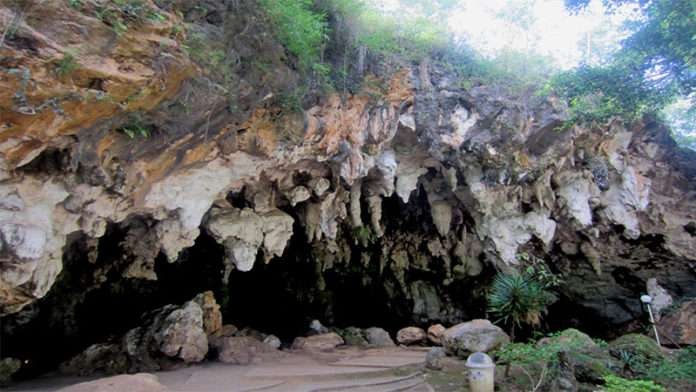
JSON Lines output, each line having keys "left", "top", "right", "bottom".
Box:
{"left": 7, "top": 347, "right": 476, "bottom": 391}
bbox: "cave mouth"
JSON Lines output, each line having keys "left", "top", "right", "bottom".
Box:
{"left": 0, "top": 218, "right": 422, "bottom": 379}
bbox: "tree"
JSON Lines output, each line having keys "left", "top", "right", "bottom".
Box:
{"left": 556, "top": 0, "right": 696, "bottom": 126}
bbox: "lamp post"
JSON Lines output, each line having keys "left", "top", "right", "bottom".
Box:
{"left": 641, "top": 294, "right": 661, "bottom": 346}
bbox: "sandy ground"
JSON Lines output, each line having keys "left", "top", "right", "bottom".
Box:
{"left": 6, "top": 347, "right": 438, "bottom": 392}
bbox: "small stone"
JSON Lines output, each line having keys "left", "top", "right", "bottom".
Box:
{"left": 396, "top": 327, "right": 427, "bottom": 345}
{"left": 427, "top": 324, "right": 446, "bottom": 345}
{"left": 263, "top": 334, "right": 282, "bottom": 350}
{"left": 425, "top": 347, "right": 445, "bottom": 370}
{"left": 291, "top": 333, "right": 344, "bottom": 351}
{"left": 365, "top": 327, "right": 395, "bottom": 347}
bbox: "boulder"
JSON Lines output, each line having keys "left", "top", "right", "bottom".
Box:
{"left": 214, "top": 324, "right": 239, "bottom": 338}
{"left": 427, "top": 324, "right": 446, "bottom": 345}
{"left": 57, "top": 373, "right": 168, "bottom": 392}
{"left": 155, "top": 301, "right": 209, "bottom": 363}
{"left": 0, "top": 358, "right": 21, "bottom": 386}
{"left": 396, "top": 327, "right": 427, "bottom": 345}
{"left": 425, "top": 347, "right": 445, "bottom": 370}
{"left": 60, "top": 343, "right": 127, "bottom": 376}
{"left": 61, "top": 294, "right": 211, "bottom": 375}
{"left": 192, "top": 291, "right": 223, "bottom": 335}
{"left": 659, "top": 300, "right": 696, "bottom": 346}
{"left": 263, "top": 335, "right": 282, "bottom": 350}
{"left": 537, "top": 329, "right": 620, "bottom": 384}
{"left": 292, "top": 333, "right": 344, "bottom": 351}
{"left": 365, "top": 327, "right": 395, "bottom": 347}
{"left": 210, "top": 336, "right": 275, "bottom": 365}
{"left": 309, "top": 319, "right": 330, "bottom": 335}
{"left": 338, "top": 327, "right": 369, "bottom": 347}
{"left": 609, "top": 334, "right": 664, "bottom": 366}
{"left": 442, "top": 319, "right": 509, "bottom": 357}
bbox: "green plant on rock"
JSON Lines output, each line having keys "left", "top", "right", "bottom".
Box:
{"left": 118, "top": 118, "right": 152, "bottom": 139}
{"left": 644, "top": 347, "right": 696, "bottom": 387}
{"left": 56, "top": 49, "right": 79, "bottom": 76}
{"left": 351, "top": 226, "right": 376, "bottom": 247}
{"left": 602, "top": 374, "right": 665, "bottom": 392}
{"left": 487, "top": 272, "right": 552, "bottom": 341}
{"left": 259, "top": 0, "right": 329, "bottom": 76}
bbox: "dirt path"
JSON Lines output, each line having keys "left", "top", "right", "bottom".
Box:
{"left": 7, "top": 347, "right": 439, "bottom": 392}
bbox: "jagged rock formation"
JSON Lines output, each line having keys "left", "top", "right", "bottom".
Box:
{"left": 1, "top": 0, "right": 696, "bottom": 377}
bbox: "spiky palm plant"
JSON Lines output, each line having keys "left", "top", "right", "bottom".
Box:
{"left": 488, "top": 273, "right": 551, "bottom": 342}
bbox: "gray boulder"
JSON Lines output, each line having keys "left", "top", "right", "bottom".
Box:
{"left": 425, "top": 347, "right": 445, "bottom": 370}
{"left": 365, "top": 327, "right": 395, "bottom": 347}
{"left": 441, "top": 319, "right": 509, "bottom": 357}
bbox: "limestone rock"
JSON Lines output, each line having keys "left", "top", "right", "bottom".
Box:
{"left": 442, "top": 320, "right": 509, "bottom": 357}
{"left": 211, "top": 336, "right": 275, "bottom": 365}
{"left": 206, "top": 207, "right": 294, "bottom": 274}
{"left": 62, "top": 294, "right": 210, "bottom": 375}
{"left": 646, "top": 278, "right": 673, "bottom": 321}
{"left": 660, "top": 300, "right": 696, "bottom": 346}
{"left": 57, "top": 374, "right": 168, "bottom": 392}
{"left": 396, "top": 327, "right": 427, "bottom": 345}
{"left": 154, "top": 301, "right": 209, "bottom": 363}
{"left": 365, "top": 327, "right": 395, "bottom": 347}
{"left": 427, "top": 324, "right": 446, "bottom": 345}
{"left": 287, "top": 186, "right": 311, "bottom": 206}
{"left": 309, "top": 319, "right": 330, "bottom": 335}
{"left": 192, "top": 291, "right": 223, "bottom": 336}
{"left": 291, "top": 333, "right": 344, "bottom": 351}
{"left": 425, "top": 347, "right": 445, "bottom": 370}
{"left": 263, "top": 335, "right": 282, "bottom": 350}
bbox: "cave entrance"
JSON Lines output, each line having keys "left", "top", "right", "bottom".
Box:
{"left": 223, "top": 221, "right": 414, "bottom": 342}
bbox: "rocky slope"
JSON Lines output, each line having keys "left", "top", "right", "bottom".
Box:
{"left": 1, "top": 0, "right": 695, "bottom": 377}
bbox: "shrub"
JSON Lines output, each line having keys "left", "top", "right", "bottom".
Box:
{"left": 487, "top": 273, "right": 552, "bottom": 340}
{"left": 644, "top": 347, "right": 696, "bottom": 386}
{"left": 259, "top": 0, "right": 329, "bottom": 75}
{"left": 603, "top": 374, "right": 665, "bottom": 392}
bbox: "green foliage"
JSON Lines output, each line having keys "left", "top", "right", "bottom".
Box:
{"left": 118, "top": 117, "right": 152, "bottom": 139}
{"left": 67, "top": 0, "right": 83, "bottom": 9}
{"left": 554, "top": 0, "right": 696, "bottom": 127}
{"left": 56, "top": 49, "right": 79, "bottom": 76}
{"left": 518, "top": 252, "right": 564, "bottom": 289}
{"left": 324, "top": 0, "right": 449, "bottom": 60}
{"left": 496, "top": 329, "right": 613, "bottom": 390}
{"left": 351, "top": 226, "right": 376, "bottom": 246}
{"left": 603, "top": 374, "right": 665, "bottom": 392}
{"left": 643, "top": 347, "right": 696, "bottom": 385}
{"left": 487, "top": 273, "right": 552, "bottom": 333}
{"left": 259, "top": 0, "right": 329, "bottom": 75}
{"left": 94, "top": 0, "right": 166, "bottom": 35}
{"left": 609, "top": 334, "right": 664, "bottom": 373}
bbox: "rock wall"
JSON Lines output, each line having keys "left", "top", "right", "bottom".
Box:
{"left": 1, "top": 0, "right": 696, "bottom": 372}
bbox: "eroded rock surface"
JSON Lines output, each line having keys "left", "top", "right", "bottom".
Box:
{"left": 1, "top": 0, "right": 696, "bottom": 379}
